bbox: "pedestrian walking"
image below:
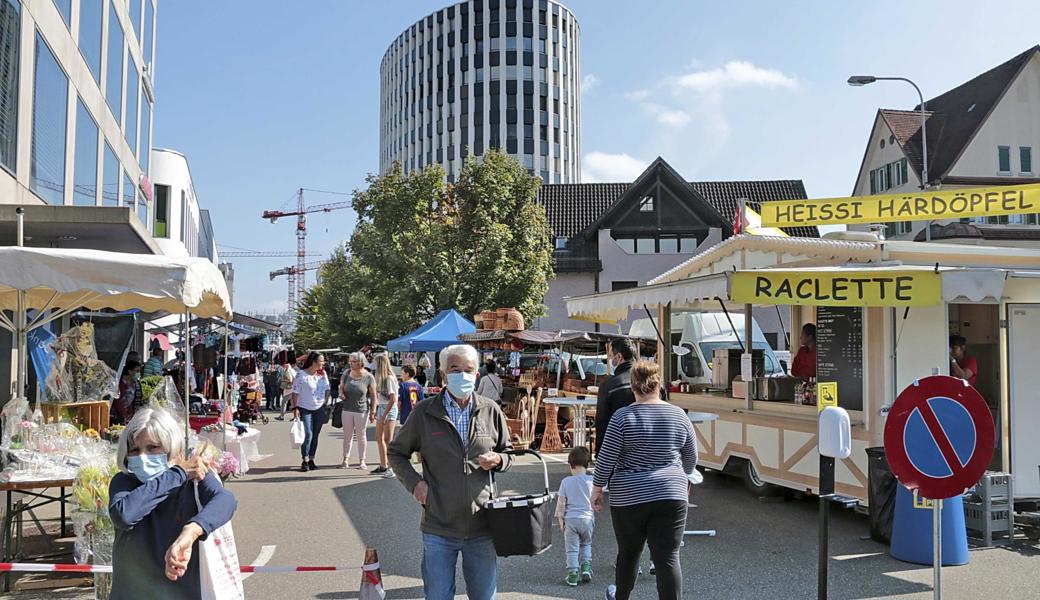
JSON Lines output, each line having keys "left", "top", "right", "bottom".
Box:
{"left": 592, "top": 361, "right": 697, "bottom": 600}
{"left": 339, "top": 352, "right": 377, "bottom": 470}
{"left": 557, "top": 446, "right": 595, "bottom": 587}
{"left": 398, "top": 365, "right": 425, "bottom": 424}
{"left": 371, "top": 354, "right": 399, "bottom": 478}
{"left": 291, "top": 352, "right": 331, "bottom": 472}
{"left": 109, "top": 407, "right": 237, "bottom": 598}
{"left": 276, "top": 360, "right": 296, "bottom": 421}
{"left": 387, "top": 344, "right": 514, "bottom": 600}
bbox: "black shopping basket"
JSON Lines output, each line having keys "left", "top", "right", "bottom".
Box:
{"left": 484, "top": 449, "right": 556, "bottom": 557}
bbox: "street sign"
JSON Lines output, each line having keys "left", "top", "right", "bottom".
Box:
{"left": 884, "top": 375, "right": 995, "bottom": 500}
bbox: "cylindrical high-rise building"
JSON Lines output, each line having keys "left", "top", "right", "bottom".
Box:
{"left": 380, "top": 0, "right": 580, "bottom": 183}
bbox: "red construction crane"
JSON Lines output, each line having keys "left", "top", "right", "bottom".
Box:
{"left": 262, "top": 189, "right": 351, "bottom": 324}
{"left": 269, "top": 261, "right": 325, "bottom": 327}
{"left": 219, "top": 251, "right": 319, "bottom": 258}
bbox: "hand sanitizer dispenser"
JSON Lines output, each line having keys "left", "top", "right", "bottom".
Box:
{"left": 818, "top": 406, "right": 851, "bottom": 459}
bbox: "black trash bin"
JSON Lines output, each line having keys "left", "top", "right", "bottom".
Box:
{"left": 866, "top": 446, "right": 897, "bottom": 544}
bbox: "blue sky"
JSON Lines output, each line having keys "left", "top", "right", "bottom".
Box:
{"left": 154, "top": 0, "right": 1040, "bottom": 315}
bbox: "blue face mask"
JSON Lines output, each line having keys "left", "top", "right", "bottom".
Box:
{"left": 446, "top": 372, "right": 477, "bottom": 398}
{"left": 127, "top": 453, "right": 169, "bottom": 483}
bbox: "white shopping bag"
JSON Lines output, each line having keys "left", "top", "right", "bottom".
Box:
{"left": 194, "top": 483, "right": 245, "bottom": 600}
{"left": 290, "top": 418, "right": 305, "bottom": 449}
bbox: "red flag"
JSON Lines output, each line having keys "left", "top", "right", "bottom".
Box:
{"left": 733, "top": 207, "right": 744, "bottom": 234}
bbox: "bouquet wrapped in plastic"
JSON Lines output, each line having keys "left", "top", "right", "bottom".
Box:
{"left": 46, "top": 323, "right": 118, "bottom": 404}
{"left": 72, "top": 452, "right": 119, "bottom": 600}
{"left": 147, "top": 376, "right": 187, "bottom": 424}
{"left": 1, "top": 398, "right": 32, "bottom": 448}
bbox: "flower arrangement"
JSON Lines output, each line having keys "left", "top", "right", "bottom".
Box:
{"left": 216, "top": 451, "right": 239, "bottom": 481}
{"left": 105, "top": 425, "right": 126, "bottom": 444}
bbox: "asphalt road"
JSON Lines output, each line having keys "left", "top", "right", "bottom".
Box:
{"left": 5, "top": 414, "right": 1040, "bottom": 599}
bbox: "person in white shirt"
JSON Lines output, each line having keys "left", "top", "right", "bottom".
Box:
{"left": 476, "top": 360, "right": 503, "bottom": 404}
{"left": 291, "top": 352, "right": 331, "bottom": 472}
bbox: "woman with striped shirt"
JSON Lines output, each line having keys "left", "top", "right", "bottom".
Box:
{"left": 592, "top": 361, "right": 697, "bottom": 600}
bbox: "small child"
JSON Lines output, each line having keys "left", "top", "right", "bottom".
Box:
{"left": 556, "top": 447, "right": 594, "bottom": 586}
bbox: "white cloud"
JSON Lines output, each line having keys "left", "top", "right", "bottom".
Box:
{"left": 624, "top": 89, "right": 651, "bottom": 101}
{"left": 581, "top": 74, "right": 598, "bottom": 93}
{"left": 582, "top": 152, "right": 648, "bottom": 183}
{"left": 674, "top": 60, "right": 797, "bottom": 93}
{"left": 642, "top": 102, "right": 691, "bottom": 127}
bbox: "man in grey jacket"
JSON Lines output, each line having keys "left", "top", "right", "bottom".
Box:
{"left": 388, "top": 344, "right": 513, "bottom": 600}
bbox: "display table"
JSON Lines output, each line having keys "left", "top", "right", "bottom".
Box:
{"left": 199, "top": 427, "right": 266, "bottom": 475}
{"left": 0, "top": 478, "right": 74, "bottom": 591}
{"left": 544, "top": 397, "right": 597, "bottom": 451}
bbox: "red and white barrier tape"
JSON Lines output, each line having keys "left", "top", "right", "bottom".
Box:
{"left": 0, "top": 562, "right": 380, "bottom": 574}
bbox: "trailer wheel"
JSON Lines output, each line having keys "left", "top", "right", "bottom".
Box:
{"left": 742, "top": 460, "right": 784, "bottom": 497}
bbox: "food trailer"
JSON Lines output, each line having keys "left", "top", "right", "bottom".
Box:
{"left": 566, "top": 233, "right": 1040, "bottom": 506}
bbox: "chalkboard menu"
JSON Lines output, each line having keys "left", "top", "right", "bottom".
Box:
{"left": 815, "top": 306, "right": 864, "bottom": 411}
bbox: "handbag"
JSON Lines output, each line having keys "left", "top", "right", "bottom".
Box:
{"left": 289, "top": 418, "right": 305, "bottom": 449}
{"left": 330, "top": 400, "right": 343, "bottom": 428}
{"left": 194, "top": 483, "right": 245, "bottom": 600}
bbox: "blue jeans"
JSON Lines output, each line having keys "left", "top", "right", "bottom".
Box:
{"left": 299, "top": 407, "right": 326, "bottom": 460}
{"left": 421, "top": 533, "right": 497, "bottom": 600}
{"left": 564, "top": 517, "right": 594, "bottom": 570}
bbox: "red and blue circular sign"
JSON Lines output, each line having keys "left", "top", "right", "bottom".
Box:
{"left": 883, "top": 375, "right": 994, "bottom": 500}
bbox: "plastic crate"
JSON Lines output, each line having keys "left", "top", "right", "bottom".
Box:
{"left": 963, "top": 472, "right": 1014, "bottom": 546}
{"left": 969, "top": 472, "right": 1012, "bottom": 503}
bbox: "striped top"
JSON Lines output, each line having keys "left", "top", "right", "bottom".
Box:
{"left": 592, "top": 402, "right": 698, "bottom": 507}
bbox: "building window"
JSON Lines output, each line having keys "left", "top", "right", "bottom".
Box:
{"left": 140, "top": 100, "right": 151, "bottom": 174}
{"left": 79, "top": 0, "right": 102, "bottom": 82}
{"left": 73, "top": 99, "right": 98, "bottom": 206}
{"left": 998, "top": 146, "right": 1011, "bottom": 173}
{"left": 153, "top": 183, "right": 169, "bottom": 238}
{"left": 52, "top": 0, "right": 70, "bottom": 27}
{"left": 125, "top": 56, "right": 139, "bottom": 154}
{"left": 1020, "top": 146, "right": 1032, "bottom": 174}
{"left": 31, "top": 32, "right": 68, "bottom": 205}
{"left": 612, "top": 281, "right": 638, "bottom": 291}
{"left": 180, "top": 190, "right": 187, "bottom": 241}
{"left": 554, "top": 236, "right": 566, "bottom": 250}
{"left": 0, "top": 0, "right": 18, "bottom": 174}
{"left": 659, "top": 237, "right": 679, "bottom": 254}
{"left": 635, "top": 238, "right": 655, "bottom": 254}
{"left": 143, "top": 0, "right": 154, "bottom": 65}
{"left": 106, "top": 2, "right": 124, "bottom": 123}
{"left": 102, "top": 141, "right": 119, "bottom": 205}
{"left": 679, "top": 237, "right": 698, "bottom": 253}
{"left": 614, "top": 237, "right": 634, "bottom": 253}
{"left": 129, "top": 0, "right": 141, "bottom": 39}
{"left": 638, "top": 195, "right": 654, "bottom": 212}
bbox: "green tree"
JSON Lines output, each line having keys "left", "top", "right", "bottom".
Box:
{"left": 347, "top": 150, "right": 553, "bottom": 340}
{"left": 293, "top": 247, "right": 369, "bottom": 350}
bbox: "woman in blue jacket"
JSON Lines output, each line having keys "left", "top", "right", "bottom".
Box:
{"left": 108, "top": 407, "right": 237, "bottom": 599}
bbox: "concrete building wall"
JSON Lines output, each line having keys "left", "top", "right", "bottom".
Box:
{"left": 534, "top": 271, "right": 595, "bottom": 332}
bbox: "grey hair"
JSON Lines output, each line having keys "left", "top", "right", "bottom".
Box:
{"left": 116, "top": 407, "right": 184, "bottom": 474}
{"left": 348, "top": 351, "right": 367, "bottom": 365}
{"left": 439, "top": 344, "right": 480, "bottom": 370}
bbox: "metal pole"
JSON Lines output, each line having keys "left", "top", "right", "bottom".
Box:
{"left": 14, "top": 208, "right": 26, "bottom": 405}
{"left": 933, "top": 498, "right": 942, "bottom": 598}
{"left": 183, "top": 310, "right": 192, "bottom": 450}
{"left": 223, "top": 322, "right": 229, "bottom": 452}
{"left": 744, "top": 303, "right": 754, "bottom": 410}
{"left": 818, "top": 454, "right": 834, "bottom": 600}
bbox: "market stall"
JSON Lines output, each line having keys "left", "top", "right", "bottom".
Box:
{"left": 566, "top": 233, "right": 1040, "bottom": 505}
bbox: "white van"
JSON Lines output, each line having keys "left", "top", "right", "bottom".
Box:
{"left": 629, "top": 312, "right": 785, "bottom": 385}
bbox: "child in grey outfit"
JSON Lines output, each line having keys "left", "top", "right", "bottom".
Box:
{"left": 556, "top": 447, "right": 594, "bottom": 586}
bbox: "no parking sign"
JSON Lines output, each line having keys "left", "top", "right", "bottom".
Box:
{"left": 883, "top": 375, "right": 994, "bottom": 500}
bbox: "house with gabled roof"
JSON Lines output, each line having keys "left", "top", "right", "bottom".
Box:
{"left": 534, "top": 157, "right": 817, "bottom": 341}
{"left": 851, "top": 46, "right": 1040, "bottom": 241}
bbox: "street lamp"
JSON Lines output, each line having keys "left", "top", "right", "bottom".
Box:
{"left": 848, "top": 75, "right": 931, "bottom": 240}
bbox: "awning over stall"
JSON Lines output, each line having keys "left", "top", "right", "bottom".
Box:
{"left": 387, "top": 309, "right": 476, "bottom": 352}
{"left": 566, "top": 273, "right": 731, "bottom": 323}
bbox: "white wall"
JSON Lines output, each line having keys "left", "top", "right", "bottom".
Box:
{"left": 151, "top": 148, "right": 201, "bottom": 259}
{"left": 536, "top": 271, "right": 596, "bottom": 332}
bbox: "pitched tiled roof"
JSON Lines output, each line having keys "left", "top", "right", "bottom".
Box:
{"left": 537, "top": 183, "right": 627, "bottom": 238}
{"left": 887, "top": 45, "right": 1038, "bottom": 183}
{"left": 537, "top": 179, "right": 819, "bottom": 239}
{"left": 689, "top": 180, "right": 818, "bottom": 238}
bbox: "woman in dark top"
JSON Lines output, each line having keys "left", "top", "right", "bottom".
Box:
{"left": 109, "top": 407, "right": 237, "bottom": 599}
{"left": 592, "top": 361, "right": 697, "bottom": 600}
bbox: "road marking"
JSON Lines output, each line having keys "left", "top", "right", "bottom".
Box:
{"left": 833, "top": 552, "right": 884, "bottom": 561}
{"left": 241, "top": 545, "right": 276, "bottom": 581}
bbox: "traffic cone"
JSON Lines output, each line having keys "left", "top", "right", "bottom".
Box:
{"left": 360, "top": 547, "right": 385, "bottom": 600}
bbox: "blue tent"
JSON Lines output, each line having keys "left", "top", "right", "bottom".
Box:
{"left": 386, "top": 309, "right": 477, "bottom": 352}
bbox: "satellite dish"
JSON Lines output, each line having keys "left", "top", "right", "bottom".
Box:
{"left": 672, "top": 345, "right": 691, "bottom": 356}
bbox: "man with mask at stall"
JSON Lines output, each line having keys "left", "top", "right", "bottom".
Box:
{"left": 595, "top": 338, "right": 638, "bottom": 457}
{"left": 388, "top": 344, "right": 514, "bottom": 600}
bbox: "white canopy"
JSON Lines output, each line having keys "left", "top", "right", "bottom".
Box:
{"left": 0, "top": 247, "right": 232, "bottom": 332}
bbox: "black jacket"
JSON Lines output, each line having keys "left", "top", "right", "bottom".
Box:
{"left": 595, "top": 361, "right": 635, "bottom": 455}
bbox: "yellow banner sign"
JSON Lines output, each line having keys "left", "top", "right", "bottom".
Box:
{"left": 731, "top": 270, "right": 942, "bottom": 307}
{"left": 817, "top": 382, "right": 838, "bottom": 413}
{"left": 759, "top": 183, "right": 1040, "bottom": 228}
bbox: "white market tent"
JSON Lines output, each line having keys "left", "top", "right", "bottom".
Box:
{"left": 0, "top": 244, "right": 232, "bottom": 443}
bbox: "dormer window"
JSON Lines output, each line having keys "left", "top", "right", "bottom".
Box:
{"left": 554, "top": 236, "right": 567, "bottom": 250}
{"left": 638, "top": 195, "right": 654, "bottom": 212}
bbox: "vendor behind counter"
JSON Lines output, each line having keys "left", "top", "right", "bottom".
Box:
{"left": 790, "top": 323, "right": 816, "bottom": 379}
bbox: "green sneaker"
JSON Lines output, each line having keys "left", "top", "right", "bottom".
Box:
{"left": 566, "top": 570, "right": 580, "bottom": 587}
{"left": 580, "top": 561, "right": 593, "bottom": 583}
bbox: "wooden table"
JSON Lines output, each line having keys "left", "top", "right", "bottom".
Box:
{"left": 0, "top": 478, "right": 74, "bottom": 591}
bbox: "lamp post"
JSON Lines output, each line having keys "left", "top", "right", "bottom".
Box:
{"left": 848, "top": 75, "right": 931, "bottom": 241}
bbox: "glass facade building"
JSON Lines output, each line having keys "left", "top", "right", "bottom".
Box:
{"left": 380, "top": 0, "right": 581, "bottom": 183}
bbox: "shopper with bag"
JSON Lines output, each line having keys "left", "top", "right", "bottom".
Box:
{"left": 388, "top": 344, "right": 513, "bottom": 600}
{"left": 339, "top": 351, "right": 377, "bottom": 470}
{"left": 109, "top": 407, "right": 239, "bottom": 599}
{"left": 292, "top": 351, "right": 332, "bottom": 472}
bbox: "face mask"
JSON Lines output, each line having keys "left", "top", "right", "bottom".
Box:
{"left": 446, "top": 372, "right": 477, "bottom": 398}
{"left": 127, "top": 453, "right": 169, "bottom": 483}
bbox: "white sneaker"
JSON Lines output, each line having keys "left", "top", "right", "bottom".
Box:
{"left": 382, "top": 468, "right": 395, "bottom": 479}
{"left": 604, "top": 584, "right": 617, "bottom": 600}
{"left": 358, "top": 462, "right": 368, "bottom": 470}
